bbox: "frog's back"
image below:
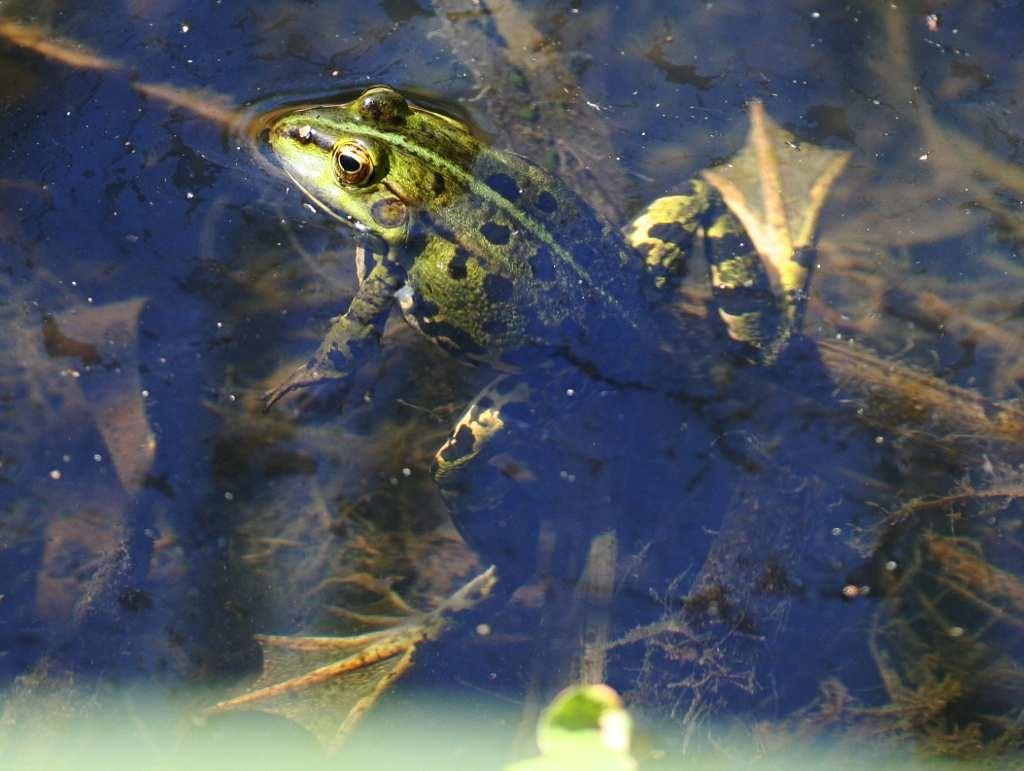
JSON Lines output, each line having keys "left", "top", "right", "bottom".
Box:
{"left": 404, "top": 143, "right": 656, "bottom": 375}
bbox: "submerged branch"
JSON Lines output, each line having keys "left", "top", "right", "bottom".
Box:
{"left": 816, "top": 339, "right": 1024, "bottom": 450}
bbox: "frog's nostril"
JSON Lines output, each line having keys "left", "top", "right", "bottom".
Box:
{"left": 274, "top": 122, "right": 311, "bottom": 144}
{"left": 278, "top": 122, "right": 336, "bottom": 152}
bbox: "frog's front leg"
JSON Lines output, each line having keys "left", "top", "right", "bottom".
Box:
{"left": 264, "top": 255, "right": 406, "bottom": 407}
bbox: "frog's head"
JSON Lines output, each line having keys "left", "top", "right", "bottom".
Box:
{"left": 268, "top": 86, "right": 478, "bottom": 249}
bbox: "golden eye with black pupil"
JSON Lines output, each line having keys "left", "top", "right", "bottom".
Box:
{"left": 333, "top": 141, "right": 374, "bottom": 186}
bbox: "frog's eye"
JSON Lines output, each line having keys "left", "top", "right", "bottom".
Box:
{"left": 333, "top": 141, "right": 376, "bottom": 186}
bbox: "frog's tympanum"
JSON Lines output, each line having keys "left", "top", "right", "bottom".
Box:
{"left": 211, "top": 86, "right": 848, "bottom": 745}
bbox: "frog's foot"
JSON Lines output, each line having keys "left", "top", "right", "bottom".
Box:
{"left": 263, "top": 359, "right": 350, "bottom": 409}
{"left": 700, "top": 101, "right": 851, "bottom": 364}
{"left": 263, "top": 267, "right": 402, "bottom": 409}
{"left": 204, "top": 566, "right": 497, "bottom": 753}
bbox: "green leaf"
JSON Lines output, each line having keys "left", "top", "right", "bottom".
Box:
{"left": 506, "top": 685, "right": 637, "bottom": 771}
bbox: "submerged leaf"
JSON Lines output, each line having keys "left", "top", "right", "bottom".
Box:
{"left": 206, "top": 567, "right": 497, "bottom": 753}
{"left": 0, "top": 18, "right": 121, "bottom": 71}
{"left": 49, "top": 299, "right": 155, "bottom": 493}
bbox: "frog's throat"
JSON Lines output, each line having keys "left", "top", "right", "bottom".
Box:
{"left": 323, "top": 117, "right": 639, "bottom": 331}
{"left": 281, "top": 166, "right": 400, "bottom": 255}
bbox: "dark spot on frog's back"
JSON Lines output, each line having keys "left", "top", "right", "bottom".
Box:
{"left": 647, "top": 221, "right": 694, "bottom": 249}
{"left": 483, "top": 318, "right": 507, "bottom": 336}
{"left": 418, "top": 210, "right": 459, "bottom": 244}
{"left": 484, "top": 274, "right": 514, "bottom": 302}
{"left": 528, "top": 245, "right": 556, "bottom": 282}
{"left": 414, "top": 297, "right": 440, "bottom": 319}
{"left": 421, "top": 320, "right": 487, "bottom": 357}
{"left": 480, "top": 221, "right": 511, "bottom": 245}
{"left": 485, "top": 173, "right": 520, "bottom": 201}
{"left": 524, "top": 314, "right": 550, "bottom": 341}
{"left": 707, "top": 231, "right": 748, "bottom": 260}
{"left": 536, "top": 191, "right": 558, "bottom": 214}
{"left": 632, "top": 240, "right": 655, "bottom": 258}
{"left": 432, "top": 172, "right": 446, "bottom": 195}
{"left": 448, "top": 249, "right": 469, "bottom": 280}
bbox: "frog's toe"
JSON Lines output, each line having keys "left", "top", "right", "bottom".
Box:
{"left": 263, "top": 373, "right": 303, "bottom": 409}
{"left": 263, "top": 361, "right": 351, "bottom": 409}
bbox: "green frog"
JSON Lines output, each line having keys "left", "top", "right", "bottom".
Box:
{"left": 263, "top": 85, "right": 848, "bottom": 572}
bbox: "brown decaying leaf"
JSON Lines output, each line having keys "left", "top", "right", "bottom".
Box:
{"left": 0, "top": 18, "right": 121, "bottom": 71}
{"left": 51, "top": 299, "right": 156, "bottom": 493}
{"left": 205, "top": 567, "right": 497, "bottom": 753}
{"left": 34, "top": 300, "right": 159, "bottom": 631}
{"left": 131, "top": 82, "right": 242, "bottom": 129}
{"left": 0, "top": 19, "right": 242, "bottom": 130}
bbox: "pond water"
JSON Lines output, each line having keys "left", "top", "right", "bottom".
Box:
{"left": 0, "top": 1, "right": 1022, "bottom": 767}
